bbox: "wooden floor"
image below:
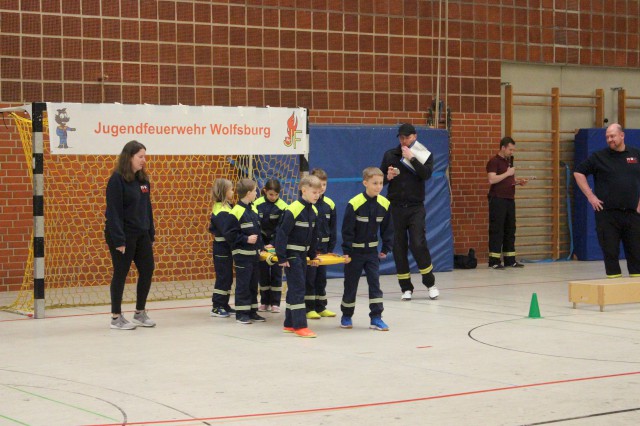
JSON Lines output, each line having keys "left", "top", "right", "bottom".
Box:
{"left": 2, "top": 260, "right": 640, "bottom": 426}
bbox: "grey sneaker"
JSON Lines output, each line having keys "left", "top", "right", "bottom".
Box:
{"left": 110, "top": 314, "right": 136, "bottom": 330}
{"left": 132, "top": 310, "right": 156, "bottom": 327}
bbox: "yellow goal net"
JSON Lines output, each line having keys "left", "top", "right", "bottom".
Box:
{"left": 3, "top": 111, "right": 301, "bottom": 314}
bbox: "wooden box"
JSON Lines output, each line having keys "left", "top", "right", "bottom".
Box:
{"left": 569, "top": 278, "right": 640, "bottom": 311}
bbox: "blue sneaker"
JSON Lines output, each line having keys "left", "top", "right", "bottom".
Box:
{"left": 369, "top": 317, "right": 389, "bottom": 331}
{"left": 210, "top": 307, "right": 230, "bottom": 318}
{"left": 340, "top": 316, "right": 352, "bottom": 329}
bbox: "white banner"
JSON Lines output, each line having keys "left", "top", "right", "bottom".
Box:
{"left": 46, "top": 103, "right": 308, "bottom": 155}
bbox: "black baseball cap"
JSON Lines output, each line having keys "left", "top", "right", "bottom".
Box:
{"left": 397, "top": 123, "right": 416, "bottom": 137}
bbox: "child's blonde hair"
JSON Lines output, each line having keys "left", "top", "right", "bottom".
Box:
{"left": 236, "top": 178, "right": 257, "bottom": 199}
{"left": 363, "top": 167, "right": 384, "bottom": 181}
{"left": 211, "top": 178, "right": 233, "bottom": 207}
{"left": 299, "top": 175, "right": 322, "bottom": 190}
{"left": 310, "top": 168, "right": 328, "bottom": 181}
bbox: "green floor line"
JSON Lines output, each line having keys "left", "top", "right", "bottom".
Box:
{"left": 4, "top": 385, "right": 119, "bottom": 422}
{"left": 0, "top": 413, "right": 32, "bottom": 426}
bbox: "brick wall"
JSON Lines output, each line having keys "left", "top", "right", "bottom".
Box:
{"left": 450, "top": 113, "right": 502, "bottom": 261}
{"left": 0, "top": 118, "right": 31, "bottom": 292}
{"left": 2, "top": 0, "right": 640, "bottom": 289}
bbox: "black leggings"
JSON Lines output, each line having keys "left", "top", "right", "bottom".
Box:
{"left": 106, "top": 230, "right": 155, "bottom": 314}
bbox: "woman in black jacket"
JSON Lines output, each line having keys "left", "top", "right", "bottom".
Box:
{"left": 105, "top": 140, "right": 156, "bottom": 330}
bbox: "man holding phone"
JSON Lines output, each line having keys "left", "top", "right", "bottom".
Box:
{"left": 486, "top": 136, "right": 528, "bottom": 269}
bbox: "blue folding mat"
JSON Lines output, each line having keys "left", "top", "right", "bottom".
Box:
{"left": 308, "top": 125, "right": 454, "bottom": 278}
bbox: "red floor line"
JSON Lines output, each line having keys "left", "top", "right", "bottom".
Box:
{"left": 81, "top": 370, "right": 640, "bottom": 426}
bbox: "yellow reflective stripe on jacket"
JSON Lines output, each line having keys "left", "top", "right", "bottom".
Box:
{"left": 353, "top": 242, "right": 378, "bottom": 248}
{"left": 230, "top": 204, "right": 246, "bottom": 221}
{"left": 324, "top": 195, "right": 335, "bottom": 210}
{"left": 232, "top": 248, "right": 259, "bottom": 256}
{"left": 212, "top": 202, "right": 232, "bottom": 215}
{"left": 286, "top": 244, "right": 308, "bottom": 251}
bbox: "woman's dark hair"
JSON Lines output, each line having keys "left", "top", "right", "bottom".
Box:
{"left": 262, "top": 178, "right": 281, "bottom": 194}
{"left": 116, "top": 140, "right": 148, "bottom": 182}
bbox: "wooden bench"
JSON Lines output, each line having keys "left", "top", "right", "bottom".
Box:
{"left": 569, "top": 278, "right": 640, "bottom": 312}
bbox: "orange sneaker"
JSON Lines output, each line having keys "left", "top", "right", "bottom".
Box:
{"left": 294, "top": 327, "right": 317, "bottom": 338}
{"left": 283, "top": 327, "right": 295, "bottom": 333}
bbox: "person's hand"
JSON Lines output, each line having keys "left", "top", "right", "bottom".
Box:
{"left": 247, "top": 234, "right": 258, "bottom": 244}
{"left": 378, "top": 252, "right": 387, "bottom": 259}
{"left": 265, "top": 244, "right": 273, "bottom": 249}
{"left": 343, "top": 255, "right": 351, "bottom": 264}
{"left": 515, "top": 178, "right": 529, "bottom": 186}
{"left": 401, "top": 146, "right": 414, "bottom": 160}
{"left": 387, "top": 166, "right": 399, "bottom": 181}
{"left": 587, "top": 194, "right": 604, "bottom": 211}
{"left": 309, "top": 258, "right": 320, "bottom": 267}
{"left": 506, "top": 167, "right": 516, "bottom": 177}
{"left": 279, "top": 261, "right": 290, "bottom": 267}
{"left": 116, "top": 246, "right": 125, "bottom": 254}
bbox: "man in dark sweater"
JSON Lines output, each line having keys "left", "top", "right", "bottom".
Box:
{"left": 486, "top": 136, "right": 528, "bottom": 269}
{"left": 380, "top": 123, "right": 439, "bottom": 301}
{"left": 574, "top": 123, "right": 640, "bottom": 278}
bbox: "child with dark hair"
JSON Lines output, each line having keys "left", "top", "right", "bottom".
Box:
{"left": 208, "top": 178, "right": 236, "bottom": 318}
{"left": 223, "top": 179, "right": 265, "bottom": 324}
{"left": 254, "top": 178, "right": 288, "bottom": 313}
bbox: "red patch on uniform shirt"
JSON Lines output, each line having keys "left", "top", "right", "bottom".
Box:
{"left": 627, "top": 157, "right": 638, "bottom": 164}
{"left": 140, "top": 185, "right": 149, "bottom": 193}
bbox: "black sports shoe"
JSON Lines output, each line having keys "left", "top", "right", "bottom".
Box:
{"left": 225, "top": 305, "right": 236, "bottom": 314}
{"left": 508, "top": 262, "right": 525, "bottom": 268}
{"left": 490, "top": 263, "right": 505, "bottom": 270}
{"left": 249, "top": 312, "right": 266, "bottom": 322}
{"left": 236, "top": 314, "right": 252, "bottom": 324}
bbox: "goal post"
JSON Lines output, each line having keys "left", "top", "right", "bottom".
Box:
{"left": 0, "top": 103, "right": 308, "bottom": 317}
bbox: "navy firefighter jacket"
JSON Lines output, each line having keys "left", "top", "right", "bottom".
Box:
{"left": 253, "top": 195, "right": 288, "bottom": 246}
{"left": 208, "top": 202, "right": 233, "bottom": 256}
{"left": 223, "top": 201, "right": 264, "bottom": 258}
{"left": 274, "top": 198, "right": 318, "bottom": 261}
{"left": 342, "top": 192, "right": 393, "bottom": 257}
{"left": 314, "top": 194, "right": 337, "bottom": 253}
{"left": 105, "top": 171, "right": 155, "bottom": 248}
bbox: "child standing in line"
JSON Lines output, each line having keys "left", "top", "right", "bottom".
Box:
{"left": 208, "top": 178, "right": 236, "bottom": 318}
{"left": 340, "top": 167, "right": 394, "bottom": 331}
{"left": 254, "top": 178, "right": 288, "bottom": 313}
{"left": 274, "top": 175, "right": 322, "bottom": 338}
{"left": 222, "top": 179, "right": 265, "bottom": 325}
{"left": 305, "top": 169, "right": 337, "bottom": 320}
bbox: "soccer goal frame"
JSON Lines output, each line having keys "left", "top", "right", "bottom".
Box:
{"left": 0, "top": 102, "right": 309, "bottom": 318}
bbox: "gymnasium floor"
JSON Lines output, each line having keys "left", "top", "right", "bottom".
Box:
{"left": 1, "top": 260, "right": 639, "bottom": 426}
